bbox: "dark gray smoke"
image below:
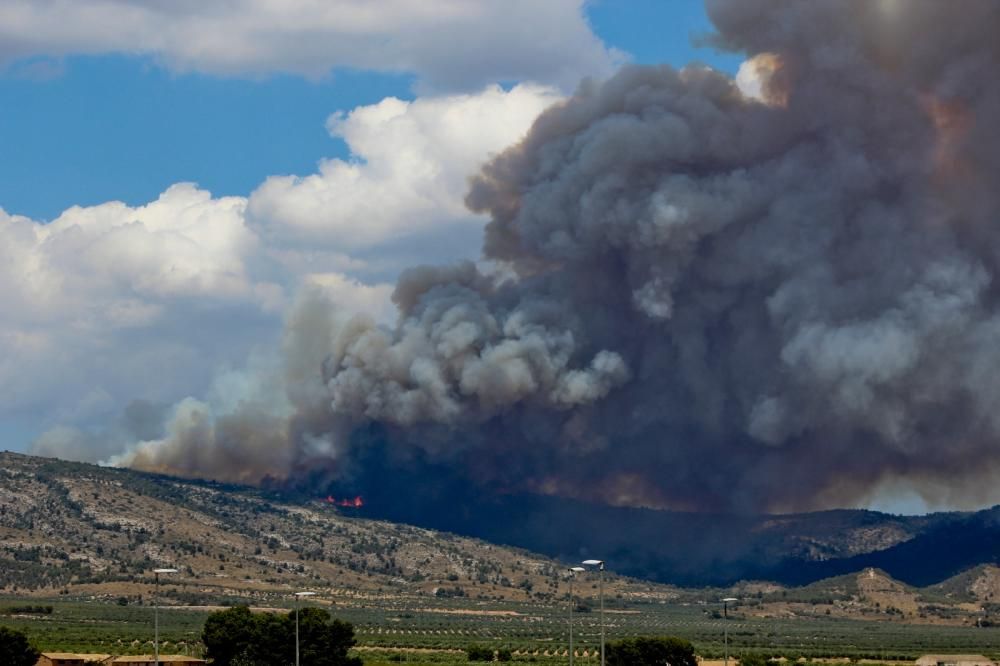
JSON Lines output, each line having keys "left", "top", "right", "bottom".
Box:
{"left": 116, "top": 0, "right": 1000, "bottom": 513}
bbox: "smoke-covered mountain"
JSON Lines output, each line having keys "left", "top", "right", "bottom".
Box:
{"left": 333, "top": 484, "right": 1000, "bottom": 588}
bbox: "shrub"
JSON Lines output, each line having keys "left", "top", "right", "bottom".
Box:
{"left": 466, "top": 644, "right": 494, "bottom": 661}
{"left": 606, "top": 636, "right": 698, "bottom": 666}
{"left": 740, "top": 654, "right": 782, "bottom": 666}
{"left": 0, "top": 626, "right": 40, "bottom": 666}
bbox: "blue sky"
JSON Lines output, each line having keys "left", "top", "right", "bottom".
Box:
{"left": 0, "top": 1, "right": 740, "bottom": 222}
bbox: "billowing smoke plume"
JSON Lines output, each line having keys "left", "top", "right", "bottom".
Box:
{"left": 113, "top": 0, "right": 1000, "bottom": 512}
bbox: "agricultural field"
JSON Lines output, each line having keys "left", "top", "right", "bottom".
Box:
{"left": 2, "top": 594, "right": 998, "bottom": 665}
{"left": 0, "top": 598, "right": 205, "bottom": 656}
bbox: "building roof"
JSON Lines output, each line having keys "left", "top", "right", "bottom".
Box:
{"left": 108, "top": 657, "right": 205, "bottom": 664}
{"left": 915, "top": 657, "right": 995, "bottom": 663}
{"left": 40, "top": 654, "right": 113, "bottom": 661}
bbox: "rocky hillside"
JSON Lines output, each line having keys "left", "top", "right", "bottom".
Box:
{"left": 0, "top": 450, "right": 996, "bottom": 630}
{"left": 0, "top": 452, "right": 670, "bottom": 607}
{"left": 725, "top": 567, "right": 1000, "bottom": 626}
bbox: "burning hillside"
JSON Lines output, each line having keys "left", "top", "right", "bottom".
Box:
{"left": 323, "top": 495, "right": 365, "bottom": 508}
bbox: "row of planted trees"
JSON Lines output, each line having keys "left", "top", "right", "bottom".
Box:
{"left": 3, "top": 605, "right": 891, "bottom": 666}
{"left": 465, "top": 636, "right": 701, "bottom": 665}
{"left": 0, "top": 605, "right": 364, "bottom": 666}
{"left": 0, "top": 614, "right": 720, "bottom": 666}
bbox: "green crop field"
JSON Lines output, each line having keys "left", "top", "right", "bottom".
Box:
{"left": 336, "top": 598, "right": 1000, "bottom": 662}
{"left": 1, "top": 595, "right": 997, "bottom": 665}
{"left": 0, "top": 599, "right": 205, "bottom": 656}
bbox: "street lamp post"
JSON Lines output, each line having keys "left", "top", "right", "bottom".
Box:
{"left": 568, "top": 567, "right": 585, "bottom": 666}
{"left": 152, "top": 568, "right": 178, "bottom": 666}
{"left": 722, "top": 597, "right": 738, "bottom": 666}
{"left": 582, "top": 560, "right": 606, "bottom": 666}
{"left": 295, "top": 591, "right": 317, "bottom": 666}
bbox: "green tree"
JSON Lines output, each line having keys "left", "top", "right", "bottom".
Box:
{"left": 202, "top": 605, "right": 259, "bottom": 666}
{"left": 296, "top": 607, "right": 362, "bottom": 666}
{"left": 202, "top": 604, "right": 361, "bottom": 666}
{"left": 250, "top": 611, "right": 294, "bottom": 666}
{"left": 606, "top": 636, "right": 698, "bottom": 666}
{"left": 466, "top": 644, "right": 494, "bottom": 661}
{"left": 0, "top": 626, "right": 40, "bottom": 666}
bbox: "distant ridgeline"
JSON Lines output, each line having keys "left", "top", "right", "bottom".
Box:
{"left": 282, "top": 427, "right": 1000, "bottom": 588}
{"left": 346, "top": 483, "right": 1000, "bottom": 587}
{"left": 0, "top": 450, "right": 997, "bottom": 589}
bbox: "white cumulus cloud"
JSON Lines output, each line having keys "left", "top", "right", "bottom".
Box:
{"left": 3, "top": 84, "right": 561, "bottom": 455}
{"left": 0, "top": 0, "right": 617, "bottom": 91}
{"left": 248, "top": 83, "right": 562, "bottom": 255}
{"left": 0, "top": 184, "right": 281, "bottom": 422}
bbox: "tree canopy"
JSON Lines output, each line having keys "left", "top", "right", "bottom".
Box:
{"left": 0, "top": 626, "right": 41, "bottom": 666}
{"left": 202, "top": 604, "right": 361, "bottom": 666}
{"left": 606, "top": 636, "right": 698, "bottom": 666}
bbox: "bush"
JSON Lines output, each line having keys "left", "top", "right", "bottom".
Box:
{"left": 740, "top": 654, "right": 781, "bottom": 666}
{"left": 606, "top": 636, "right": 698, "bottom": 666}
{"left": 3, "top": 605, "right": 52, "bottom": 614}
{"left": 0, "top": 626, "right": 40, "bottom": 666}
{"left": 466, "top": 644, "right": 494, "bottom": 661}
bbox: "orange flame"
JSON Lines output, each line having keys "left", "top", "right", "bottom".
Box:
{"left": 323, "top": 495, "right": 364, "bottom": 508}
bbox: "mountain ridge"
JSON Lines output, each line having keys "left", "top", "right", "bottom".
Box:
{"left": 0, "top": 451, "right": 997, "bottom": 608}
{"left": 327, "top": 482, "right": 998, "bottom": 587}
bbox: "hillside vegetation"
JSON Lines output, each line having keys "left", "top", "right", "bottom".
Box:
{"left": 0, "top": 452, "right": 666, "bottom": 605}
{"left": 0, "top": 451, "right": 995, "bottom": 632}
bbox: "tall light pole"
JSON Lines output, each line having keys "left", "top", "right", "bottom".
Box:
{"left": 583, "top": 559, "right": 606, "bottom": 666}
{"left": 152, "top": 568, "right": 178, "bottom": 666}
{"left": 722, "top": 597, "right": 738, "bottom": 666}
{"left": 295, "top": 591, "right": 317, "bottom": 666}
{"left": 568, "top": 566, "right": 585, "bottom": 666}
